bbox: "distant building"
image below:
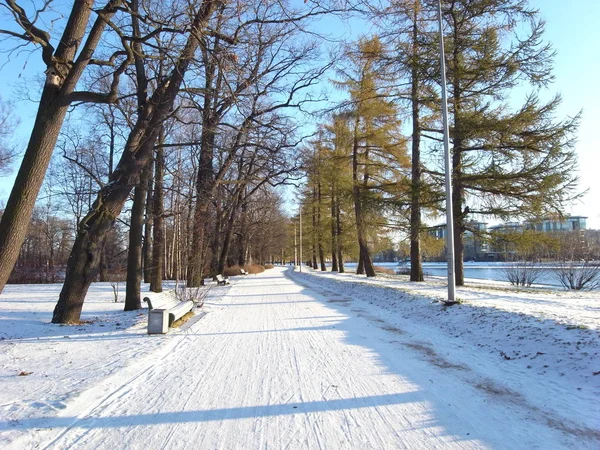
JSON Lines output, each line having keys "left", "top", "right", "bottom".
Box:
{"left": 426, "top": 216, "right": 588, "bottom": 261}
{"left": 527, "top": 216, "right": 587, "bottom": 233}
{"left": 427, "top": 221, "right": 488, "bottom": 261}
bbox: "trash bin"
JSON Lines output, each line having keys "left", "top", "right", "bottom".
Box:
{"left": 148, "top": 309, "right": 168, "bottom": 334}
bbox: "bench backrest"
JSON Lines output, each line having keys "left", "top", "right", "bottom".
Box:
{"left": 144, "top": 292, "right": 181, "bottom": 310}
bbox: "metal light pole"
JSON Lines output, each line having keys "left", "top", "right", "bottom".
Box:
{"left": 437, "top": 0, "right": 456, "bottom": 304}
{"left": 294, "top": 223, "right": 298, "bottom": 267}
{"left": 299, "top": 206, "right": 303, "bottom": 272}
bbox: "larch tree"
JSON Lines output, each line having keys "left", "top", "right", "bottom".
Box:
{"left": 429, "top": 0, "right": 581, "bottom": 285}
{"left": 336, "top": 36, "right": 408, "bottom": 277}
{"left": 373, "top": 0, "right": 441, "bottom": 282}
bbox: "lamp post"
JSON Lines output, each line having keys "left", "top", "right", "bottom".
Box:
{"left": 299, "top": 205, "right": 303, "bottom": 272}
{"left": 437, "top": 0, "right": 457, "bottom": 304}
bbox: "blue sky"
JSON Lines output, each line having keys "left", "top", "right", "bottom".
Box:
{"left": 526, "top": 0, "right": 600, "bottom": 227}
{"left": 1, "top": 1, "right": 599, "bottom": 228}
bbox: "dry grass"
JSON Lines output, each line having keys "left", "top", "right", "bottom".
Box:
{"left": 374, "top": 266, "right": 395, "bottom": 275}
{"left": 170, "top": 311, "right": 195, "bottom": 328}
{"left": 223, "top": 264, "right": 266, "bottom": 276}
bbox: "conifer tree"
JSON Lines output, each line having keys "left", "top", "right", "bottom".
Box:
{"left": 431, "top": 0, "right": 580, "bottom": 285}
{"left": 336, "top": 37, "right": 409, "bottom": 277}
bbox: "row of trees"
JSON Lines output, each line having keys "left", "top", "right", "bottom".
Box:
{"left": 0, "top": 0, "right": 584, "bottom": 323}
{"left": 0, "top": 0, "right": 345, "bottom": 323}
{"left": 295, "top": 0, "right": 580, "bottom": 285}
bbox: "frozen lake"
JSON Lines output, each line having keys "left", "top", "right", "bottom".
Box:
{"left": 340, "top": 261, "right": 597, "bottom": 289}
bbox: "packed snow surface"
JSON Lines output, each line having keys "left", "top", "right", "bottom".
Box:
{"left": 0, "top": 267, "right": 598, "bottom": 449}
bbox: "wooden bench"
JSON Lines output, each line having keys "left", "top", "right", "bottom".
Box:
{"left": 215, "top": 274, "right": 230, "bottom": 285}
{"left": 143, "top": 294, "right": 194, "bottom": 327}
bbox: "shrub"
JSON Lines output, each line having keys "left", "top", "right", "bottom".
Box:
{"left": 553, "top": 260, "right": 600, "bottom": 290}
{"left": 502, "top": 260, "right": 545, "bottom": 287}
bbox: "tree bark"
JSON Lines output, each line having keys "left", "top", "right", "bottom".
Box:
{"left": 336, "top": 194, "right": 344, "bottom": 273}
{"left": 187, "top": 110, "right": 217, "bottom": 285}
{"left": 52, "top": 0, "right": 221, "bottom": 323}
{"left": 0, "top": 0, "right": 122, "bottom": 292}
{"left": 317, "top": 181, "right": 326, "bottom": 271}
{"left": 351, "top": 122, "right": 375, "bottom": 278}
{"left": 124, "top": 162, "right": 150, "bottom": 310}
{"left": 409, "top": 7, "right": 424, "bottom": 282}
{"left": 150, "top": 140, "right": 165, "bottom": 292}
{"left": 143, "top": 163, "right": 154, "bottom": 283}
{"left": 330, "top": 188, "right": 338, "bottom": 272}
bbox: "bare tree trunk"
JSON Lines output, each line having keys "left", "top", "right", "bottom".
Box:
{"left": 410, "top": 6, "right": 424, "bottom": 282}
{"left": 209, "top": 201, "right": 223, "bottom": 274}
{"left": 0, "top": 97, "right": 69, "bottom": 291}
{"left": 311, "top": 192, "right": 318, "bottom": 269}
{"left": 150, "top": 139, "right": 165, "bottom": 292}
{"left": 336, "top": 200, "right": 344, "bottom": 273}
{"left": 330, "top": 188, "right": 338, "bottom": 272}
{"left": 187, "top": 112, "right": 217, "bottom": 286}
{"left": 52, "top": 0, "right": 220, "bottom": 323}
{"left": 237, "top": 200, "right": 248, "bottom": 266}
{"left": 125, "top": 162, "right": 150, "bottom": 310}
{"left": 143, "top": 163, "right": 154, "bottom": 283}
{"left": 317, "top": 181, "right": 326, "bottom": 271}
{"left": 218, "top": 188, "right": 243, "bottom": 274}
{"left": 351, "top": 127, "right": 375, "bottom": 278}
{"left": 0, "top": 0, "right": 122, "bottom": 292}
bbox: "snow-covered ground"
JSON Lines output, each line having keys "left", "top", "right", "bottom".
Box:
{"left": 0, "top": 267, "right": 598, "bottom": 449}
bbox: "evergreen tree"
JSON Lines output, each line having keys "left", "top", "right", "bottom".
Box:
{"left": 335, "top": 37, "right": 409, "bottom": 277}
{"left": 432, "top": 0, "right": 580, "bottom": 285}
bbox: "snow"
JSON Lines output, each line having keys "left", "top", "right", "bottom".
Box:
{"left": 0, "top": 267, "right": 598, "bottom": 449}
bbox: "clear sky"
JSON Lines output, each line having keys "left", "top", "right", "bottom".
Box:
{"left": 525, "top": 0, "right": 600, "bottom": 228}
{"left": 1, "top": 1, "right": 599, "bottom": 227}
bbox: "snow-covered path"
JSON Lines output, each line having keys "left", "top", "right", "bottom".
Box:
{"left": 7, "top": 267, "right": 597, "bottom": 449}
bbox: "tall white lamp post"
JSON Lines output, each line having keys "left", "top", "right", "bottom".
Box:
{"left": 437, "top": 0, "right": 457, "bottom": 304}
{"left": 299, "top": 205, "right": 303, "bottom": 272}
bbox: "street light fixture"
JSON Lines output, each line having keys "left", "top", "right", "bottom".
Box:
{"left": 437, "top": 0, "right": 457, "bottom": 304}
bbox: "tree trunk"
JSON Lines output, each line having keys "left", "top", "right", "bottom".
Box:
{"left": 125, "top": 162, "right": 150, "bottom": 311}
{"left": 150, "top": 141, "right": 165, "bottom": 292}
{"left": 351, "top": 125, "right": 375, "bottom": 278}
{"left": 409, "top": 6, "right": 424, "bottom": 282}
{"left": 311, "top": 192, "right": 318, "bottom": 269}
{"left": 452, "top": 148, "right": 465, "bottom": 286}
{"left": 0, "top": 95, "right": 69, "bottom": 291}
{"left": 317, "top": 182, "right": 326, "bottom": 271}
{"left": 218, "top": 189, "right": 243, "bottom": 274}
{"left": 143, "top": 163, "right": 154, "bottom": 283}
{"left": 187, "top": 111, "right": 217, "bottom": 286}
{"left": 52, "top": 0, "right": 220, "bottom": 323}
{"left": 237, "top": 200, "right": 248, "bottom": 266}
{"left": 0, "top": 0, "right": 120, "bottom": 292}
{"left": 336, "top": 198, "right": 344, "bottom": 273}
{"left": 330, "top": 189, "right": 338, "bottom": 272}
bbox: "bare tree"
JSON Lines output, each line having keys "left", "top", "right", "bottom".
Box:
{"left": 52, "top": 0, "right": 224, "bottom": 323}
{"left": 0, "top": 0, "right": 131, "bottom": 291}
